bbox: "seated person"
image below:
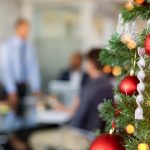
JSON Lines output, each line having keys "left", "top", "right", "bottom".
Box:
{"left": 59, "top": 52, "right": 89, "bottom": 89}
{"left": 29, "top": 48, "right": 113, "bottom": 150}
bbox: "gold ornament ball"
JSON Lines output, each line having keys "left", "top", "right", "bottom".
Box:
{"left": 138, "top": 143, "right": 149, "bottom": 150}
{"left": 112, "top": 66, "right": 122, "bottom": 76}
{"left": 134, "top": 0, "right": 145, "bottom": 4}
{"left": 126, "top": 124, "right": 135, "bottom": 134}
{"left": 121, "top": 34, "right": 137, "bottom": 50}
{"left": 121, "top": 34, "right": 133, "bottom": 44}
{"left": 127, "top": 40, "right": 137, "bottom": 50}
{"left": 147, "top": 101, "right": 150, "bottom": 106}
{"left": 103, "top": 65, "right": 112, "bottom": 74}
{"left": 125, "top": 2, "right": 134, "bottom": 11}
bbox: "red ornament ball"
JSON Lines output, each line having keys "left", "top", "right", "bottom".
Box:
{"left": 119, "top": 76, "right": 139, "bottom": 96}
{"left": 144, "top": 34, "right": 150, "bottom": 56}
{"left": 90, "top": 134, "right": 125, "bottom": 150}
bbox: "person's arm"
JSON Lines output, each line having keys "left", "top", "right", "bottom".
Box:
{"left": 68, "top": 96, "right": 80, "bottom": 116}
{"left": 27, "top": 45, "right": 41, "bottom": 94}
{"left": 70, "top": 95, "right": 90, "bottom": 129}
{"left": 50, "top": 96, "right": 80, "bottom": 116}
{"left": 1, "top": 44, "right": 18, "bottom": 109}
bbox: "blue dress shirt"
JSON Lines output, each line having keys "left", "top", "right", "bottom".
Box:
{"left": 0, "top": 36, "right": 40, "bottom": 94}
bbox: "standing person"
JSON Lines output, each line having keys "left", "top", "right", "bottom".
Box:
{"left": 0, "top": 18, "right": 41, "bottom": 150}
{"left": 30, "top": 48, "right": 113, "bottom": 150}
{"left": 1, "top": 18, "right": 41, "bottom": 114}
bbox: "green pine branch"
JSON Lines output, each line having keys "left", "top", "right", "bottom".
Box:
{"left": 121, "top": 5, "right": 150, "bottom": 22}
{"left": 138, "top": 27, "right": 150, "bottom": 47}
{"left": 100, "top": 33, "right": 136, "bottom": 76}
{"left": 98, "top": 100, "right": 115, "bottom": 132}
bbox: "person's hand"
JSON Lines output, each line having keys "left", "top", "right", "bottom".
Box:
{"left": 8, "top": 93, "right": 19, "bottom": 111}
{"left": 51, "top": 99, "right": 68, "bottom": 112}
{"left": 32, "top": 91, "right": 43, "bottom": 98}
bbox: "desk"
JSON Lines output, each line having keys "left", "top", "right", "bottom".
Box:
{"left": 0, "top": 97, "right": 71, "bottom": 133}
{"left": 0, "top": 96, "right": 71, "bottom": 149}
{"left": 35, "top": 110, "right": 70, "bottom": 125}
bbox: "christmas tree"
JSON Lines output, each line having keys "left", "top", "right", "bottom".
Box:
{"left": 90, "top": 0, "right": 150, "bottom": 150}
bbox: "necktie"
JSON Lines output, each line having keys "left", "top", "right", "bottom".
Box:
{"left": 20, "top": 41, "right": 26, "bottom": 81}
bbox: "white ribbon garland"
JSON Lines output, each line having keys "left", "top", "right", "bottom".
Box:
{"left": 135, "top": 48, "right": 145, "bottom": 120}
{"left": 147, "top": 19, "right": 150, "bottom": 26}
{"left": 116, "top": 13, "right": 124, "bottom": 35}
{"left": 116, "top": 13, "right": 136, "bottom": 38}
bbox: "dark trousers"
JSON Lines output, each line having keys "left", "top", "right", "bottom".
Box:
{"left": 3, "top": 83, "right": 28, "bottom": 150}
{"left": 0, "top": 82, "right": 27, "bottom": 102}
{"left": 16, "top": 83, "right": 27, "bottom": 116}
{"left": 0, "top": 84, "right": 7, "bottom": 100}
{"left": 0, "top": 82, "right": 27, "bottom": 116}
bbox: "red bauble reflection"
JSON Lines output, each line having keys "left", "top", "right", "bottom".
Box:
{"left": 90, "top": 134, "right": 125, "bottom": 150}
{"left": 144, "top": 34, "right": 150, "bottom": 56}
{"left": 119, "top": 76, "right": 139, "bottom": 96}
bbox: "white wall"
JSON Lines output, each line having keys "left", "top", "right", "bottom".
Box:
{"left": 0, "top": 0, "right": 21, "bottom": 42}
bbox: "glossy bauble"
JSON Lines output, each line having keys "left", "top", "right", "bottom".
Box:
{"left": 126, "top": 124, "right": 135, "bottom": 134}
{"left": 144, "top": 34, "right": 150, "bottom": 56}
{"left": 112, "top": 66, "right": 122, "bottom": 76}
{"left": 119, "top": 76, "right": 139, "bottom": 96}
{"left": 90, "top": 134, "right": 125, "bottom": 150}
{"left": 138, "top": 143, "right": 149, "bottom": 150}
{"left": 134, "top": 0, "right": 144, "bottom": 4}
{"left": 124, "top": 2, "right": 134, "bottom": 11}
{"left": 103, "top": 65, "right": 112, "bottom": 74}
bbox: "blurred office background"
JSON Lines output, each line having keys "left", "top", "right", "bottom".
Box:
{"left": 0, "top": 0, "right": 122, "bottom": 92}
{"left": 0, "top": 1, "right": 125, "bottom": 149}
